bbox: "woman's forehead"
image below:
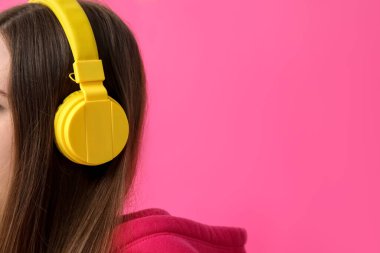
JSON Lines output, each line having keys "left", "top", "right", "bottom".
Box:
{"left": 0, "top": 36, "right": 10, "bottom": 95}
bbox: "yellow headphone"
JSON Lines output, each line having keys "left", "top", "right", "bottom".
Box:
{"left": 27, "top": 0, "right": 130, "bottom": 166}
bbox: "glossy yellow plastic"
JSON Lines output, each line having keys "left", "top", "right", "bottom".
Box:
{"left": 28, "top": 0, "right": 129, "bottom": 166}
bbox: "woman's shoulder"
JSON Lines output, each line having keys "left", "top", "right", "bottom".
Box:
{"left": 111, "top": 207, "right": 247, "bottom": 253}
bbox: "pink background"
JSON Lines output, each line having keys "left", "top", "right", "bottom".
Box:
{"left": 2, "top": 0, "right": 380, "bottom": 252}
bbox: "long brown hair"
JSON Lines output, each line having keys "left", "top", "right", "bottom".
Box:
{"left": 0, "top": 0, "right": 147, "bottom": 252}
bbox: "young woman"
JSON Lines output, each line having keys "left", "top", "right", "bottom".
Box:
{"left": 0, "top": 1, "right": 247, "bottom": 252}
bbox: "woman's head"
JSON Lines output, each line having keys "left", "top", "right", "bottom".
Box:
{"left": 0, "top": 1, "right": 147, "bottom": 252}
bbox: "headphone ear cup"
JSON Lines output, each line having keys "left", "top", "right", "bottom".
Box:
{"left": 54, "top": 90, "right": 129, "bottom": 166}
{"left": 54, "top": 90, "right": 82, "bottom": 147}
{"left": 54, "top": 90, "right": 86, "bottom": 163}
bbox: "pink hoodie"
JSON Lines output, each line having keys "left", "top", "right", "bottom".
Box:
{"left": 111, "top": 208, "right": 247, "bottom": 253}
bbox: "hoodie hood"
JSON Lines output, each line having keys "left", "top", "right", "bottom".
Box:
{"left": 111, "top": 208, "right": 247, "bottom": 253}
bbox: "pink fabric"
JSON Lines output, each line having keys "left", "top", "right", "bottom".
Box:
{"left": 111, "top": 208, "right": 247, "bottom": 253}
